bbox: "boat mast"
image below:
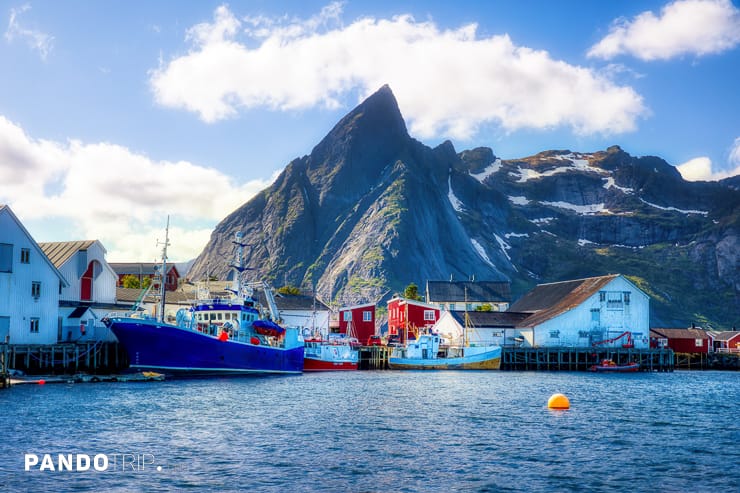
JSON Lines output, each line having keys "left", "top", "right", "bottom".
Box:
{"left": 157, "top": 215, "right": 170, "bottom": 323}
{"left": 464, "top": 286, "right": 469, "bottom": 347}
{"left": 231, "top": 232, "right": 248, "bottom": 300}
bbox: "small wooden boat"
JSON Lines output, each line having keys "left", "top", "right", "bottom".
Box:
{"left": 589, "top": 359, "right": 639, "bottom": 372}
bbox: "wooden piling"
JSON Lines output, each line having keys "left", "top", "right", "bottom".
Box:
{"left": 501, "top": 347, "right": 674, "bottom": 371}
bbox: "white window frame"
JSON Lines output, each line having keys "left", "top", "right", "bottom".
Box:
{"left": 423, "top": 310, "right": 435, "bottom": 321}
{"left": 362, "top": 311, "right": 372, "bottom": 322}
{"left": 343, "top": 311, "right": 352, "bottom": 322}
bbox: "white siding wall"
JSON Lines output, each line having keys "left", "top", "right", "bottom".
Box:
{"left": 0, "top": 210, "right": 63, "bottom": 344}
{"left": 58, "top": 242, "right": 117, "bottom": 303}
{"left": 533, "top": 276, "right": 650, "bottom": 348}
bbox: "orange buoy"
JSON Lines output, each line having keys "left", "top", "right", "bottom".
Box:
{"left": 38, "top": 379, "right": 46, "bottom": 385}
{"left": 548, "top": 393, "right": 570, "bottom": 410}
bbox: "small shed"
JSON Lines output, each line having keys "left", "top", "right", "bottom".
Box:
{"left": 707, "top": 331, "right": 740, "bottom": 353}
{"left": 650, "top": 328, "right": 709, "bottom": 353}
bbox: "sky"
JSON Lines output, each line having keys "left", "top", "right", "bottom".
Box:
{"left": 1, "top": 0, "right": 739, "bottom": 262}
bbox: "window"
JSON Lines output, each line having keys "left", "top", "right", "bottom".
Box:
{"left": 624, "top": 292, "right": 631, "bottom": 305}
{"left": 695, "top": 339, "right": 703, "bottom": 348}
{"left": 0, "top": 243, "right": 12, "bottom": 273}
{"left": 591, "top": 308, "right": 600, "bottom": 322}
{"left": 549, "top": 330, "right": 560, "bottom": 338}
{"left": 599, "top": 291, "right": 605, "bottom": 302}
{"left": 423, "top": 310, "right": 436, "bottom": 321}
{"left": 448, "top": 304, "right": 455, "bottom": 311}
{"left": 343, "top": 311, "right": 352, "bottom": 322}
{"left": 439, "top": 304, "right": 445, "bottom": 311}
{"left": 32, "top": 281, "right": 41, "bottom": 298}
{"left": 363, "top": 311, "right": 372, "bottom": 322}
{"left": 30, "top": 318, "right": 40, "bottom": 333}
{"left": 21, "top": 248, "right": 30, "bottom": 264}
{"left": 606, "top": 292, "right": 623, "bottom": 309}
{"left": 465, "top": 303, "right": 472, "bottom": 311}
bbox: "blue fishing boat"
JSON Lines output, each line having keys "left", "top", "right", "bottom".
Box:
{"left": 103, "top": 223, "right": 304, "bottom": 376}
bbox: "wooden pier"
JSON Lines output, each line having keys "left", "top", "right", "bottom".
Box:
{"left": 501, "top": 347, "right": 674, "bottom": 372}
{"left": 0, "top": 342, "right": 129, "bottom": 376}
{"left": 674, "top": 352, "right": 740, "bottom": 370}
{"left": 1, "top": 342, "right": 9, "bottom": 388}
{"left": 358, "top": 346, "right": 392, "bottom": 370}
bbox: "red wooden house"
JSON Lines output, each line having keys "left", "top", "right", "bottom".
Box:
{"left": 337, "top": 303, "right": 376, "bottom": 344}
{"left": 650, "top": 328, "right": 709, "bottom": 353}
{"left": 708, "top": 331, "right": 740, "bottom": 353}
{"left": 387, "top": 296, "right": 440, "bottom": 343}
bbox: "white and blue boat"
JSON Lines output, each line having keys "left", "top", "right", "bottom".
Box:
{"left": 103, "top": 225, "right": 304, "bottom": 376}
{"left": 388, "top": 332, "right": 501, "bottom": 370}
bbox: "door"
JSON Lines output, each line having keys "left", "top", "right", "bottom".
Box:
{"left": 80, "top": 262, "right": 94, "bottom": 301}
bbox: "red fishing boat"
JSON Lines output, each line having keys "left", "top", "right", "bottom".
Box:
{"left": 303, "top": 337, "right": 359, "bottom": 371}
{"left": 589, "top": 359, "right": 639, "bottom": 372}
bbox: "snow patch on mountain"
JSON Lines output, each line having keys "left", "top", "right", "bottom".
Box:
{"left": 639, "top": 198, "right": 708, "bottom": 216}
{"left": 541, "top": 201, "right": 610, "bottom": 214}
{"left": 603, "top": 177, "right": 634, "bottom": 194}
{"left": 447, "top": 175, "right": 464, "bottom": 212}
{"left": 470, "top": 239, "right": 494, "bottom": 267}
{"left": 470, "top": 158, "right": 502, "bottom": 183}
{"left": 512, "top": 153, "right": 605, "bottom": 183}
{"left": 508, "top": 195, "right": 530, "bottom": 205}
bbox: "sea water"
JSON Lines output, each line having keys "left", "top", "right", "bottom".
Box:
{"left": 0, "top": 371, "right": 737, "bottom": 492}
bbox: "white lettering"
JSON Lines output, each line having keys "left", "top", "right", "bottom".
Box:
{"left": 24, "top": 454, "right": 39, "bottom": 471}
{"left": 39, "top": 454, "right": 54, "bottom": 471}
{"left": 76, "top": 454, "right": 90, "bottom": 471}
{"left": 93, "top": 454, "right": 108, "bottom": 472}
{"left": 58, "top": 454, "right": 73, "bottom": 471}
{"left": 141, "top": 453, "right": 154, "bottom": 470}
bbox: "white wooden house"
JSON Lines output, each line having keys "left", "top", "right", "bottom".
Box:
{"left": 432, "top": 310, "right": 532, "bottom": 347}
{"left": 39, "top": 240, "right": 122, "bottom": 342}
{"left": 0, "top": 205, "right": 68, "bottom": 344}
{"left": 508, "top": 274, "right": 650, "bottom": 348}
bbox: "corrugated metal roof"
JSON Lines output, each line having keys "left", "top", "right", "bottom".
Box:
{"left": 426, "top": 281, "right": 511, "bottom": 303}
{"left": 449, "top": 310, "right": 531, "bottom": 328}
{"left": 651, "top": 328, "right": 708, "bottom": 340}
{"left": 511, "top": 274, "right": 620, "bottom": 328}
{"left": 109, "top": 263, "right": 179, "bottom": 275}
{"left": 708, "top": 331, "right": 740, "bottom": 341}
{"left": 38, "top": 240, "right": 97, "bottom": 268}
{"left": 258, "top": 292, "right": 330, "bottom": 311}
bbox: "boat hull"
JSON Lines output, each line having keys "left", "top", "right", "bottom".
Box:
{"left": 303, "top": 357, "right": 358, "bottom": 371}
{"left": 388, "top": 347, "right": 501, "bottom": 370}
{"left": 589, "top": 363, "right": 639, "bottom": 373}
{"left": 108, "top": 318, "right": 304, "bottom": 375}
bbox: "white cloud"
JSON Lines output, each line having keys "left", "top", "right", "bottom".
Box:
{"left": 676, "top": 153, "right": 740, "bottom": 181}
{"left": 730, "top": 137, "right": 740, "bottom": 168}
{"left": 4, "top": 4, "right": 54, "bottom": 60}
{"left": 588, "top": 0, "right": 740, "bottom": 61}
{"left": 0, "top": 115, "right": 276, "bottom": 261}
{"left": 150, "top": 4, "right": 646, "bottom": 139}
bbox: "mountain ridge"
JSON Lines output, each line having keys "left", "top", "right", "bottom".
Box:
{"left": 189, "top": 86, "right": 739, "bottom": 328}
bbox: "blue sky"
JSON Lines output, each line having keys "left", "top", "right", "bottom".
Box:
{"left": 1, "top": 0, "right": 739, "bottom": 261}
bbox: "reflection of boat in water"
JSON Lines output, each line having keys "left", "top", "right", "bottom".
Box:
{"left": 103, "top": 225, "right": 304, "bottom": 376}
{"left": 388, "top": 333, "right": 501, "bottom": 370}
{"left": 303, "top": 337, "right": 359, "bottom": 371}
{"left": 589, "top": 359, "right": 639, "bottom": 372}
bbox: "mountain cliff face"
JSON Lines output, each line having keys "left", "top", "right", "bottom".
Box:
{"left": 189, "top": 86, "right": 739, "bottom": 327}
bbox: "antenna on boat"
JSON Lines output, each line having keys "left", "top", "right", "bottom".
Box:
{"left": 156, "top": 215, "right": 170, "bottom": 323}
